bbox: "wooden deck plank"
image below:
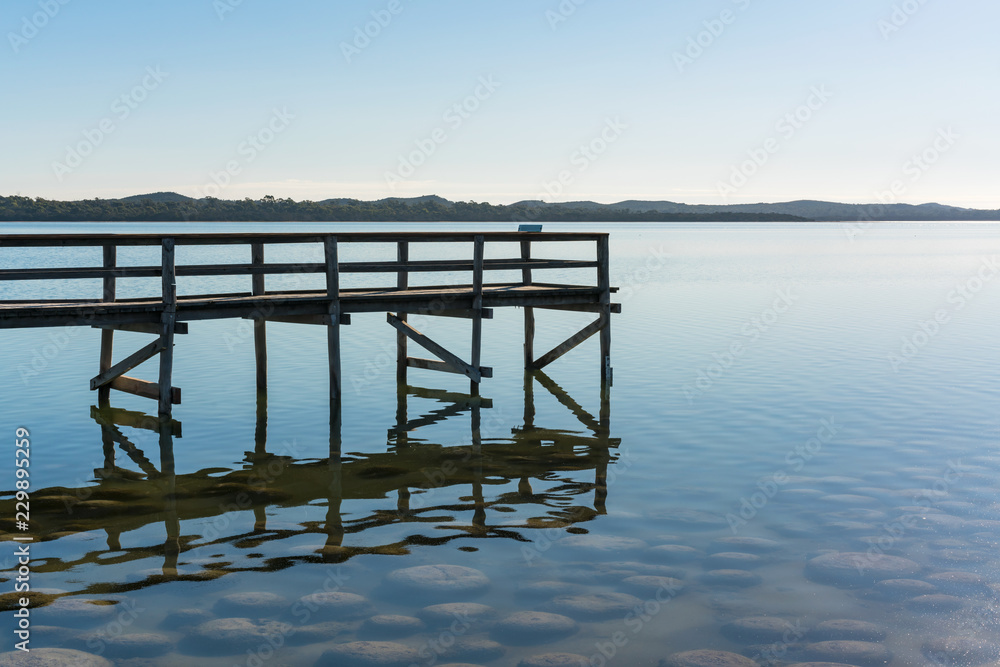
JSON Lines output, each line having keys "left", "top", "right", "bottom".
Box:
{"left": 0, "top": 283, "right": 605, "bottom": 328}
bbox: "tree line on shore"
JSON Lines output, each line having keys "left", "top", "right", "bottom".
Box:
{"left": 0, "top": 195, "right": 809, "bottom": 223}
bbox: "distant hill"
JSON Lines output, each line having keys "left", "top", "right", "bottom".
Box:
{"left": 118, "top": 192, "right": 195, "bottom": 203}
{"left": 531, "top": 198, "right": 1000, "bottom": 221}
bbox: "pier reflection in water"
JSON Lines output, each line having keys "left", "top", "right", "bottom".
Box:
{"left": 16, "top": 371, "right": 618, "bottom": 599}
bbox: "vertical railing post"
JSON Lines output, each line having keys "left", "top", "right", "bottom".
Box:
{"left": 470, "top": 236, "right": 485, "bottom": 395}
{"left": 251, "top": 241, "right": 267, "bottom": 395}
{"left": 521, "top": 238, "right": 534, "bottom": 370}
{"left": 158, "top": 238, "right": 177, "bottom": 418}
{"left": 597, "top": 235, "right": 612, "bottom": 386}
{"left": 98, "top": 243, "right": 117, "bottom": 407}
{"left": 396, "top": 241, "right": 409, "bottom": 388}
{"left": 324, "top": 236, "right": 342, "bottom": 410}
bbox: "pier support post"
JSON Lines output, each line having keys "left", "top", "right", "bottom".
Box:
{"left": 98, "top": 244, "right": 117, "bottom": 407}
{"left": 251, "top": 242, "right": 268, "bottom": 394}
{"left": 324, "top": 236, "right": 342, "bottom": 408}
{"left": 396, "top": 241, "right": 409, "bottom": 387}
{"left": 520, "top": 240, "right": 534, "bottom": 369}
{"left": 597, "top": 236, "right": 613, "bottom": 386}
{"left": 158, "top": 239, "right": 177, "bottom": 418}
{"left": 471, "top": 236, "right": 484, "bottom": 395}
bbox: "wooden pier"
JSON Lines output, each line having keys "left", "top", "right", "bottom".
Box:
{"left": 0, "top": 232, "right": 618, "bottom": 417}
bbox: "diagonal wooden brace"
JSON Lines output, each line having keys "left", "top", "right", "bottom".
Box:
{"left": 387, "top": 313, "right": 484, "bottom": 382}
{"left": 531, "top": 313, "right": 607, "bottom": 371}
{"left": 90, "top": 339, "right": 167, "bottom": 390}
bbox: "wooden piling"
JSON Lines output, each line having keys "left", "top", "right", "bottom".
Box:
{"left": 158, "top": 238, "right": 177, "bottom": 417}
{"left": 251, "top": 242, "right": 267, "bottom": 394}
{"left": 98, "top": 244, "right": 116, "bottom": 406}
{"left": 597, "top": 235, "right": 612, "bottom": 385}
{"left": 521, "top": 240, "right": 534, "bottom": 369}
{"left": 396, "top": 241, "right": 408, "bottom": 386}
{"left": 324, "top": 236, "right": 341, "bottom": 406}
{"left": 471, "top": 236, "right": 484, "bottom": 395}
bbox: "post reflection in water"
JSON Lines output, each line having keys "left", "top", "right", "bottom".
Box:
{"left": 16, "top": 370, "right": 618, "bottom": 599}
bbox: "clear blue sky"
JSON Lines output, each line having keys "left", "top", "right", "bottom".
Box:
{"left": 2, "top": 0, "right": 997, "bottom": 207}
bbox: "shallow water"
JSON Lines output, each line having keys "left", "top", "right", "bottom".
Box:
{"left": 1, "top": 221, "right": 999, "bottom": 666}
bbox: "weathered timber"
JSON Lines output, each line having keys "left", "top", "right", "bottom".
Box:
{"left": 111, "top": 375, "right": 181, "bottom": 404}
{"left": 90, "top": 338, "right": 167, "bottom": 390}
{"left": 158, "top": 238, "right": 177, "bottom": 416}
{"left": 387, "top": 314, "right": 482, "bottom": 382}
{"left": 531, "top": 315, "right": 606, "bottom": 371}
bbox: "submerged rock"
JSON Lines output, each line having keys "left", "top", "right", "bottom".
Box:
{"left": 808, "top": 619, "right": 886, "bottom": 642}
{"left": 558, "top": 534, "right": 648, "bottom": 555}
{"left": 518, "top": 653, "right": 591, "bottom": 667}
{"left": 647, "top": 508, "right": 729, "bottom": 530}
{"left": 438, "top": 638, "right": 505, "bottom": 662}
{"left": 296, "top": 591, "right": 374, "bottom": 620}
{"left": 36, "top": 598, "right": 118, "bottom": 628}
{"left": 805, "top": 552, "right": 920, "bottom": 587}
{"left": 871, "top": 578, "right": 937, "bottom": 601}
{"left": 699, "top": 569, "right": 762, "bottom": 588}
{"left": 515, "top": 581, "right": 587, "bottom": 601}
{"left": 289, "top": 620, "right": 354, "bottom": 645}
{"left": 160, "top": 608, "right": 214, "bottom": 630}
{"left": 384, "top": 565, "right": 490, "bottom": 600}
{"left": 663, "top": 649, "right": 760, "bottom": 666}
{"left": 359, "top": 614, "right": 425, "bottom": 638}
{"left": 620, "top": 575, "right": 684, "bottom": 597}
{"left": 90, "top": 633, "right": 174, "bottom": 659}
{"left": 213, "top": 591, "right": 289, "bottom": 617}
{"left": 184, "top": 617, "right": 294, "bottom": 655}
{"left": 492, "top": 611, "right": 578, "bottom": 645}
{"left": 648, "top": 544, "right": 703, "bottom": 563}
{"left": 0, "top": 648, "right": 113, "bottom": 666}
{"left": 721, "top": 616, "right": 803, "bottom": 644}
{"left": 544, "top": 592, "right": 643, "bottom": 620}
{"left": 418, "top": 603, "right": 496, "bottom": 628}
{"left": 316, "top": 641, "right": 420, "bottom": 667}
{"left": 704, "top": 552, "right": 763, "bottom": 570}
{"left": 800, "top": 640, "right": 892, "bottom": 666}
{"left": 709, "top": 537, "right": 782, "bottom": 554}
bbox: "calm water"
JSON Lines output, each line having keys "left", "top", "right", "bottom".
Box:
{"left": 2, "top": 222, "right": 999, "bottom": 666}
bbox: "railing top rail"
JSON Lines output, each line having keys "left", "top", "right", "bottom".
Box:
{"left": 0, "top": 231, "right": 608, "bottom": 248}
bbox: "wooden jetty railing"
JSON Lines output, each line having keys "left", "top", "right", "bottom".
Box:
{"left": 0, "top": 232, "right": 619, "bottom": 417}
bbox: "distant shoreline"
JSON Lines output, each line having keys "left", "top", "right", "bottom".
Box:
{"left": 3, "top": 193, "right": 999, "bottom": 223}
